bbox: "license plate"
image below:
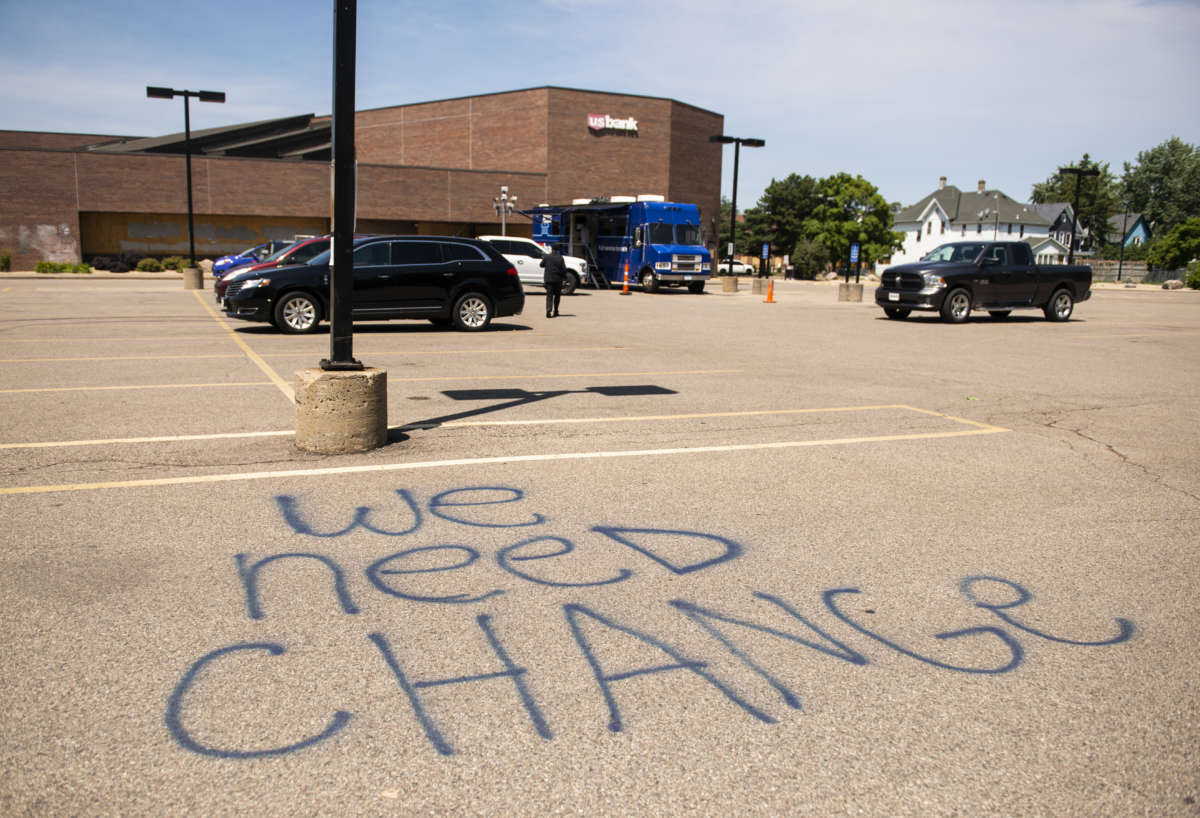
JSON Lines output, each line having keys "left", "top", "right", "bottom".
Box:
{"left": 683, "top": 275, "right": 693, "bottom": 281}
{"left": 888, "top": 292, "right": 899, "bottom": 301}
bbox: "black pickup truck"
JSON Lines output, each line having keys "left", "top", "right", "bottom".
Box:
{"left": 875, "top": 241, "right": 1091, "bottom": 323}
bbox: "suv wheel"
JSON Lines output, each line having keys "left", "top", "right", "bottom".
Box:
{"left": 274, "top": 292, "right": 321, "bottom": 334}
{"left": 641, "top": 270, "right": 659, "bottom": 293}
{"left": 562, "top": 271, "right": 580, "bottom": 295}
{"left": 452, "top": 292, "right": 492, "bottom": 331}
{"left": 940, "top": 288, "right": 972, "bottom": 324}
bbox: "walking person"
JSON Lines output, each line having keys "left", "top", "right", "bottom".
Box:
{"left": 540, "top": 245, "right": 566, "bottom": 318}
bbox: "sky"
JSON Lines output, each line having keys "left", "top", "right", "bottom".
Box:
{"left": 2, "top": 0, "right": 1198, "bottom": 210}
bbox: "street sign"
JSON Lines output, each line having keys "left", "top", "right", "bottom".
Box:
{"left": 850, "top": 243, "right": 860, "bottom": 264}
{"left": 761, "top": 242, "right": 769, "bottom": 260}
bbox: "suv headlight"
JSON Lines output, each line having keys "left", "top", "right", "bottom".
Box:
{"left": 655, "top": 261, "right": 671, "bottom": 270}
{"left": 922, "top": 272, "right": 946, "bottom": 289}
{"left": 241, "top": 277, "right": 270, "bottom": 290}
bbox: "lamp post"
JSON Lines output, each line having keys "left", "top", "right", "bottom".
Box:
{"left": 1059, "top": 164, "right": 1100, "bottom": 265}
{"left": 1116, "top": 205, "right": 1129, "bottom": 282}
{"left": 493, "top": 186, "right": 517, "bottom": 236}
{"left": 146, "top": 86, "right": 225, "bottom": 268}
{"left": 710, "top": 134, "right": 765, "bottom": 270}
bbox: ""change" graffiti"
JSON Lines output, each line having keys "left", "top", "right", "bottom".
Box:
{"left": 164, "top": 486, "right": 1135, "bottom": 758}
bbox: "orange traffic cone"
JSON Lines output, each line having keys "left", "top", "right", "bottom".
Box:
{"left": 620, "top": 262, "right": 631, "bottom": 295}
{"left": 763, "top": 278, "right": 776, "bottom": 303}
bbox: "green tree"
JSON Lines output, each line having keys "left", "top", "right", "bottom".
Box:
{"left": 805, "top": 173, "right": 903, "bottom": 269}
{"left": 740, "top": 173, "right": 822, "bottom": 263}
{"left": 1146, "top": 217, "right": 1200, "bottom": 271}
{"left": 1031, "top": 153, "right": 1120, "bottom": 250}
{"left": 1121, "top": 137, "right": 1200, "bottom": 235}
{"left": 716, "top": 196, "right": 752, "bottom": 258}
{"left": 790, "top": 238, "right": 830, "bottom": 279}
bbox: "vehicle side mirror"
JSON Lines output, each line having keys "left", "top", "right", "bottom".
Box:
{"left": 980, "top": 256, "right": 1000, "bottom": 266}
{"left": 634, "top": 227, "right": 643, "bottom": 248}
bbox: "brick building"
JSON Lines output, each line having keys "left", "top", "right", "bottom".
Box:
{"left": 0, "top": 87, "right": 723, "bottom": 270}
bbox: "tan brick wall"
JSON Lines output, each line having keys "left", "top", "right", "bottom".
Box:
{"left": 0, "top": 149, "right": 81, "bottom": 267}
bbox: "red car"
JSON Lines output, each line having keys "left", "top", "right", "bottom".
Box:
{"left": 214, "top": 237, "right": 330, "bottom": 301}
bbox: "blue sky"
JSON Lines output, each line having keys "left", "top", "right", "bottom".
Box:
{"left": 2, "top": 0, "right": 1198, "bottom": 209}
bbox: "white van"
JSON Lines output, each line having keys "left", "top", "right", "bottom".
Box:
{"left": 478, "top": 235, "right": 589, "bottom": 294}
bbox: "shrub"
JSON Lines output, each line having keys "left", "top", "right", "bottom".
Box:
{"left": 0, "top": 251, "right": 10, "bottom": 272}
{"left": 34, "top": 261, "right": 91, "bottom": 274}
{"left": 1186, "top": 261, "right": 1200, "bottom": 290}
{"left": 162, "top": 255, "right": 186, "bottom": 272}
{"left": 109, "top": 260, "right": 130, "bottom": 273}
{"left": 90, "top": 256, "right": 113, "bottom": 270}
{"left": 136, "top": 257, "right": 164, "bottom": 272}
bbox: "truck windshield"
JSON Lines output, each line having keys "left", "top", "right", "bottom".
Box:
{"left": 922, "top": 243, "right": 984, "bottom": 263}
{"left": 677, "top": 224, "right": 701, "bottom": 245}
{"left": 648, "top": 223, "right": 675, "bottom": 244}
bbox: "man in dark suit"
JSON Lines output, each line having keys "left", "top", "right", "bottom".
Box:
{"left": 540, "top": 246, "right": 566, "bottom": 318}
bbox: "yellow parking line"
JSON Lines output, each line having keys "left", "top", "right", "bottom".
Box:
{"left": 0, "top": 346, "right": 631, "bottom": 362}
{"left": 1, "top": 353, "right": 247, "bottom": 363}
{"left": 0, "top": 382, "right": 274, "bottom": 394}
{"left": 192, "top": 291, "right": 294, "bottom": 401}
{"left": 0, "top": 426, "right": 1010, "bottom": 496}
{"left": 1, "top": 335, "right": 228, "bottom": 343}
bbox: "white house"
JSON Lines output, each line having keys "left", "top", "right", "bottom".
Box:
{"left": 890, "top": 177, "right": 1056, "bottom": 266}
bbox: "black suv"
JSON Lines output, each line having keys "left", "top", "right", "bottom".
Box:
{"left": 221, "top": 235, "right": 524, "bottom": 333}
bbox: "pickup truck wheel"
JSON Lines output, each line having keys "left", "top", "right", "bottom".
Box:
{"left": 452, "top": 292, "right": 492, "bottom": 331}
{"left": 940, "top": 288, "right": 972, "bottom": 324}
{"left": 562, "top": 271, "right": 579, "bottom": 295}
{"left": 988, "top": 310, "right": 1012, "bottom": 320}
{"left": 1044, "top": 289, "right": 1074, "bottom": 322}
{"left": 883, "top": 307, "right": 910, "bottom": 320}
{"left": 274, "top": 292, "right": 321, "bottom": 334}
{"left": 641, "top": 270, "right": 659, "bottom": 293}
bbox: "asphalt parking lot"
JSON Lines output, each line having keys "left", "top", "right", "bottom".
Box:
{"left": 1, "top": 275, "right": 1198, "bottom": 816}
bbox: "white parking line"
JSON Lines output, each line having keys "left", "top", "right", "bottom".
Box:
{"left": 0, "top": 426, "right": 1009, "bottom": 496}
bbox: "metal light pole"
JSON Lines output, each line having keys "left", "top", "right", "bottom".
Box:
{"left": 1059, "top": 164, "right": 1100, "bottom": 265}
{"left": 146, "top": 86, "right": 225, "bottom": 267}
{"left": 321, "top": 0, "right": 362, "bottom": 371}
{"left": 493, "top": 186, "right": 517, "bottom": 235}
{"left": 710, "top": 134, "right": 765, "bottom": 269}
{"left": 1117, "top": 208, "right": 1129, "bottom": 281}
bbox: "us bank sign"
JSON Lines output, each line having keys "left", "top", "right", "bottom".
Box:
{"left": 588, "top": 113, "right": 639, "bottom": 134}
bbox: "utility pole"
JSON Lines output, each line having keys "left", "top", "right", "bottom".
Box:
{"left": 1060, "top": 164, "right": 1100, "bottom": 265}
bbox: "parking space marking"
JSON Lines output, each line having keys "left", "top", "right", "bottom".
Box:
{"left": 0, "top": 381, "right": 274, "bottom": 394}
{"left": 0, "top": 429, "right": 1009, "bottom": 496}
{"left": 2, "top": 335, "right": 228, "bottom": 343}
{"left": 0, "top": 405, "right": 1006, "bottom": 450}
{"left": 0, "top": 346, "right": 632, "bottom": 362}
{"left": 0, "top": 405, "right": 1008, "bottom": 494}
{"left": 192, "top": 291, "right": 294, "bottom": 401}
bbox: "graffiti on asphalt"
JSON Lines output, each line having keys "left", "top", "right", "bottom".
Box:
{"left": 166, "top": 486, "right": 1136, "bottom": 759}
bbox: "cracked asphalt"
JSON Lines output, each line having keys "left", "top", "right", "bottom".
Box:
{"left": 0, "top": 275, "right": 1197, "bottom": 816}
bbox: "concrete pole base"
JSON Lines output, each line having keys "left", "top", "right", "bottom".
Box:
{"left": 294, "top": 367, "right": 388, "bottom": 454}
{"left": 837, "top": 282, "right": 864, "bottom": 302}
{"left": 183, "top": 267, "right": 203, "bottom": 289}
{"left": 751, "top": 277, "right": 765, "bottom": 295}
{"left": 721, "top": 276, "right": 737, "bottom": 293}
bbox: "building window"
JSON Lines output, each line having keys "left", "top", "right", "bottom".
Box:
{"left": 940, "top": 221, "right": 945, "bottom": 234}
{"left": 1020, "top": 225, "right": 1024, "bottom": 237}
{"left": 961, "top": 225, "right": 966, "bottom": 236}
{"left": 977, "top": 223, "right": 982, "bottom": 234}
{"left": 1007, "top": 223, "right": 1013, "bottom": 234}
{"left": 926, "top": 222, "right": 931, "bottom": 235}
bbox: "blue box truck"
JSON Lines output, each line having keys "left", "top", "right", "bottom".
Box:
{"left": 527, "top": 197, "right": 711, "bottom": 293}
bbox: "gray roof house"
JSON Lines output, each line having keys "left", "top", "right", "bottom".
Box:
{"left": 889, "top": 177, "right": 1055, "bottom": 266}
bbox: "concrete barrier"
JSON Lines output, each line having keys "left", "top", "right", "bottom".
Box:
{"left": 837, "top": 283, "right": 863, "bottom": 302}
{"left": 294, "top": 367, "right": 388, "bottom": 453}
{"left": 183, "top": 267, "right": 203, "bottom": 290}
{"left": 722, "top": 276, "right": 737, "bottom": 293}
